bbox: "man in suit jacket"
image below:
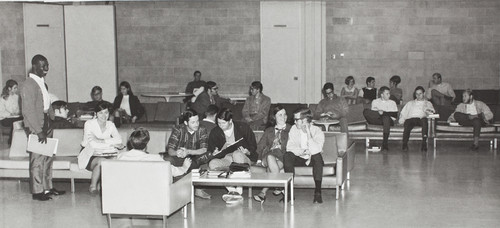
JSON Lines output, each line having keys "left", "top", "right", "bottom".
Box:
{"left": 21, "top": 54, "right": 65, "bottom": 201}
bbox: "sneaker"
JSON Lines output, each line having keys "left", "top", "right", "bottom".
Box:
{"left": 32, "top": 193, "right": 52, "bottom": 201}
{"left": 225, "top": 196, "right": 243, "bottom": 205}
{"left": 222, "top": 191, "right": 242, "bottom": 202}
{"left": 195, "top": 189, "right": 211, "bottom": 199}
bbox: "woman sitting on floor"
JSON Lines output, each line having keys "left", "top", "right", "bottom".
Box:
{"left": 79, "top": 101, "right": 124, "bottom": 194}
{"left": 112, "top": 81, "right": 144, "bottom": 127}
{"left": 253, "top": 104, "right": 292, "bottom": 203}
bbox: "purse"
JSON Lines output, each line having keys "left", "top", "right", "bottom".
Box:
{"left": 229, "top": 162, "right": 250, "bottom": 172}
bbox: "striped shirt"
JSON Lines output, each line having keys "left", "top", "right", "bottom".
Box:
{"left": 167, "top": 124, "right": 208, "bottom": 151}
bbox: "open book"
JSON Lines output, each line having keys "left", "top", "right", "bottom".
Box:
{"left": 213, "top": 138, "right": 243, "bottom": 159}
{"left": 27, "top": 135, "right": 59, "bottom": 156}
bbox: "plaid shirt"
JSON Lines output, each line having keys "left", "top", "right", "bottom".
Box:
{"left": 167, "top": 124, "right": 208, "bottom": 151}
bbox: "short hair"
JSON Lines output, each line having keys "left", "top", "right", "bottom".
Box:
{"left": 345, "top": 76, "right": 355, "bottom": 85}
{"left": 251, "top": 81, "right": 263, "bottom": 92}
{"left": 366, "top": 77, "right": 375, "bottom": 84}
{"left": 119, "top": 81, "right": 133, "bottom": 96}
{"left": 390, "top": 75, "right": 401, "bottom": 85}
{"left": 293, "top": 107, "right": 313, "bottom": 123}
{"left": 463, "top": 88, "right": 474, "bottom": 98}
{"left": 206, "top": 81, "right": 217, "bottom": 90}
{"left": 31, "top": 54, "right": 47, "bottom": 65}
{"left": 91, "top": 86, "right": 102, "bottom": 95}
{"left": 206, "top": 104, "right": 219, "bottom": 117}
{"left": 51, "top": 100, "right": 67, "bottom": 110}
{"left": 181, "top": 109, "right": 198, "bottom": 123}
{"left": 194, "top": 71, "right": 201, "bottom": 76}
{"left": 322, "top": 82, "right": 334, "bottom": 98}
{"left": 216, "top": 108, "right": 233, "bottom": 121}
{"left": 95, "top": 101, "right": 111, "bottom": 113}
{"left": 413, "top": 86, "right": 426, "bottom": 99}
{"left": 432, "top": 73, "right": 442, "bottom": 80}
{"left": 268, "top": 104, "right": 286, "bottom": 127}
{"left": 379, "top": 86, "right": 390, "bottom": 94}
{"left": 127, "top": 128, "right": 150, "bottom": 150}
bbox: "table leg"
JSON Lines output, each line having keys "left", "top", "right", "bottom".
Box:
{"left": 248, "top": 187, "right": 252, "bottom": 198}
{"left": 191, "top": 185, "right": 194, "bottom": 204}
{"left": 284, "top": 183, "right": 288, "bottom": 212}
{"left": 291, "top": 179, "right": 294, "bottom": 206}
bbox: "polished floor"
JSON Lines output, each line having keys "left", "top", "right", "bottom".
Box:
{"left": 1, "top": 140, "right": 500, "bottom": 228}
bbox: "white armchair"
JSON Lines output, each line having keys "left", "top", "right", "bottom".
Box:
{"left": 101, "top": 160, "right": 191, "bottom": 228}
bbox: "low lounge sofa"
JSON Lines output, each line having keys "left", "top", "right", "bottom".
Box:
{"left": 0, "top": 127, "right": 354, "bottom": 199}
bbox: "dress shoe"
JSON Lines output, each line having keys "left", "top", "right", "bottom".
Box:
{"left": 46, "top": 188, "right": 66, "bottom": 196}
{"left": 381, "top": 144, "right": 389, "bottom": 152}
{"left": 32, "top": 193, "right": 52, "bottom": 201}
{"left": 402, "top": 145, "right": 408, "bottom": 152}
{"left": 470, "top": 144, "right": 479, "bottom": 151}
{"left": 313, "top": 192, "right": 323, "bottom": 204}
{"left": 195, "top": 189, "right": 211, "bottom": 199}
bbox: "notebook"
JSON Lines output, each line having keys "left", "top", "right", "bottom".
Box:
{"left": 27, "top": 134, "right": 59, "bottom": 156}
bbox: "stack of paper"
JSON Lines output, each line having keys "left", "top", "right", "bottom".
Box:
{"left": 230, "top": 171, "right": 251, "bottom": 178}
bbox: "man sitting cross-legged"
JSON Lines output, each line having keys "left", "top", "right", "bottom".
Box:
{"left": 208, "top": 108, "right": 258, "bottom": 204}
{"left": 165, "top": 109, "right": 211, "bottom": 199}
{"left": 448, "top": 89, "right": 493, "bottom": 151}
{"left": 284, "top": 108, "right": 325, "bottom": 203}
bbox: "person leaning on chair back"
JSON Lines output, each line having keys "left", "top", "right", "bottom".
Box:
{"left": 447, "top": 89, "right": 493, "bottom": 151}
{"left": 21, "top": 54, "right": 66, "bottom": 201}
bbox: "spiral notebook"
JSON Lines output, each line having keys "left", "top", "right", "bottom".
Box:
{"left": 27, "top": 134, "right": 59, "bottom": 156}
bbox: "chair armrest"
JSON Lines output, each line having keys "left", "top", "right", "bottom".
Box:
{"left": 168, "top": 174, "right": 192, "bottom": 212}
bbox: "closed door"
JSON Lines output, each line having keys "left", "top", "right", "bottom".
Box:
{"left": 24, "top": 3, "right": 67, "bottom": 101}
{"left": 261, "top": 1, "right": 303, "bottom": 103}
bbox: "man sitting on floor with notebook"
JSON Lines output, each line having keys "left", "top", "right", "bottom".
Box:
{"left": 208, "top": 108, "right": 258, "bottom": 204}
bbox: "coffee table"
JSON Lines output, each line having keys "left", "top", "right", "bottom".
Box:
{"left": 312, "top": 119, "right": 340, "bottom": 131}
{"left": 192, "top": 172, "right": 294, "bottom": 212}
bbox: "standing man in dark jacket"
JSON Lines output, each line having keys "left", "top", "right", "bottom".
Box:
{"left": 21, "top": 54, "right": 65, "bottom": 201}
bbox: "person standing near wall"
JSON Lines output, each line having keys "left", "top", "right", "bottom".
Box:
{"left": 21, "top": 54, "right": 66, "bottom": 201}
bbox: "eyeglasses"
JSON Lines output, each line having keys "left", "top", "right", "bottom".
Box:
{"left": 294, "top": 118, "right": 303, "bottom": 122}
{"left": 212, "top": 87, "right": 219, "bottom": 90}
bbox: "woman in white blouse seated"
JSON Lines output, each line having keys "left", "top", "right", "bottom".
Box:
{"left": 117, "top": 128, "right": 191, "bottom": 178}
{"left": 80, "top": 101, "right": 124, "bottom": 194}
{"left": 0, "top": 80, "right": 22, "bottom": 144}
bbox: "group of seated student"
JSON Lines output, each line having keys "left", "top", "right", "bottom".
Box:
{"left": 185, "top": 70, "right": 272, "bottom": 131}
{"left": 354, "top": 72, "right": 493, "bottom": 152}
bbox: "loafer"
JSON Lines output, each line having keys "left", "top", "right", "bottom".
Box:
{"left": 46, "top": 188, "right": 66, "bottom": 196}
{"left": 313, "top": 192, "right": 323, "bottom": 204}
{"left": 195, "top": 189, "right": 211, "bottom": 199}
{"left": 32, "top": 193, "right": 52, "bottom": 201}
{"left": 222, "top": 191, "right": 242, "bottom": 202}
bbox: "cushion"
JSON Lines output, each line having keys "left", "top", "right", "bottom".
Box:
{"left": 436, "top": 125, "right": 496, "bottom": 133}
{"left": 295, "top": 165, "right": 335, "bottom": 176}
{"left": 346, "top": 103, "right": 366, "bottom": 124}
{"left": 366, "top": 124, "right": 422, "bottom": 133}
{"left": 329, "top": 123, "right": 366, "bottom": 132}
{"left": 154, "top": 102, "right": 182, "bottom": 123}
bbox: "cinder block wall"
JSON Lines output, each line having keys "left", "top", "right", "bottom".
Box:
{"left": 0, "top": 3, "right": 25, "bottom": 85}
{"left": 115, "top": 1, "right": 260, "bottom": 100}
{"left": 326, "top": 0, "right": 500, "bottom": 102}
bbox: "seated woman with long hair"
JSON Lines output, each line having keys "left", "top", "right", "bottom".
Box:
{"left": 0, "top": 80, "right": 23, "bottom": 144}
{"left": 80, "top": 101, "right": 124, "bottom": 194}
{"left": 112, "top": 81, "right": 144, "bottom": 127}
{"left": 253, "top": 104, "right": 292, "bottom": 203}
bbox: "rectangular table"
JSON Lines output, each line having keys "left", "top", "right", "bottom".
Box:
{"left": 192, "top": 172, "right": 294, "bottom": 212}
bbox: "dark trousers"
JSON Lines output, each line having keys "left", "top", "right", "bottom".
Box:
{"left": 454, "top": 112, "right": 484, "bottom": 138}
{"left": 283, "top": 152, "right": 324, "bottom": 181}
{"left": 25, "top": 113, "right": 53, "bottom": 194}
{"left": 403, "top": 118, "right": 428, "bottom": 145}
{"left": 163, "top": 154, "right": 203, "bottom": 173}
{"left": 1, "top": 116, "right": 23, "bottom": 144}
{"left": 363, "top": 109, "right": 394, "bottom": 134}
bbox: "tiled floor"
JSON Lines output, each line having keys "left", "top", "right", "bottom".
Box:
{"left": 1, "top": 140, "right": 500, "bottom": 228}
